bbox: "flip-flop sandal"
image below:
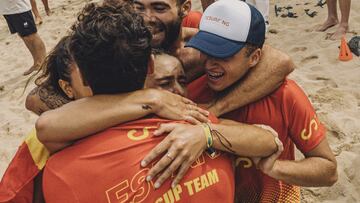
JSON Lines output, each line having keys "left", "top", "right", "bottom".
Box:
{"left": 315, "top": 0, "right": 327, "bottom": 8}
{"left": 305, "top": 9, "right": 318, "bottom": 17}
{"left": 275, "top": 5, "right": 282, "bottom": 17}
{"left": 287, "top": 12, "right": 298, "bottom": 18}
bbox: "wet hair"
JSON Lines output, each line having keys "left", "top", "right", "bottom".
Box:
{"left": 69, "top": 2, "right": 152, "bottom": 95}
{"left": 35, "top": 36, "right": 74, "bottom": 99}
{"left": 176, "top": 0, "right": 186, "bottom": 6}
{"left": 244, "top": 43, "right": 262, "bottom": 57}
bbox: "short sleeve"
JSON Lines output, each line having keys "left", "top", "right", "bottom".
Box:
{"left": 282, "top": 80, "right": 326, "bottom": 153}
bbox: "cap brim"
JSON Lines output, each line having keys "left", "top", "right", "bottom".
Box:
{"left": 185, "top": 31, "right": 245, "bottom": 58}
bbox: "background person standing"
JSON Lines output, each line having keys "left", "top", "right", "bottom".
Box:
{"left": 1, "top": 0, "right": 46, "bottom": 75}
{"left": 30, "top": 0, "right": 51, "bottom": 25}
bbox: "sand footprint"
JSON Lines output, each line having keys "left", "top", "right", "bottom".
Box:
{"left": 290, "top": 46, "right": 307, "bottom": 52}
{"left": 301, "top": 54, "right": 319, "bottom": 63}
{"left": 315, "top": 77, "right": 338, "bottom": 88}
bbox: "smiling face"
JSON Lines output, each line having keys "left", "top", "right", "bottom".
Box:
{"left": 145, "top": 53, "right": 187, "bottom": 96}
{"left": 133, "top": 0, "right": 189, "bottom": 49}
{"left": 202, "top": 47, "right": 259, "bottom": 92}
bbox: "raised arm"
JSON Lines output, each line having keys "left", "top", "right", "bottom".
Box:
{"left": 140, "top": 119, "right": 279, "bottom": 188}
{"left": 209, "top": 45, "right": 295, "bottom": 116}
{"left": 36, "top": 88, "right": 209, "bottom": 154}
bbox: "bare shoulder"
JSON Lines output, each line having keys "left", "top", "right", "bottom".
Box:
{"left": 26, "top": 83, "right": 70, "bottom": 115}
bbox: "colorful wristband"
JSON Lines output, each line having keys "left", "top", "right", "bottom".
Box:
{"left": 201, "top": 123, "right": 216, "bottom": 158}
{"left": 201, "top": 123, "right": 213, "bottom": 148}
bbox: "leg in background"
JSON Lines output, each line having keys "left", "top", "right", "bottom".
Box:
{"left": 41, "top": 0, "right": 51, "bottom": 16}
{"left": 329, "top": 0, "right": 351, "bottom": 40}
{"left": 21, "top": 33, "right": 46, "bottom": 75}
{"left": 30, "top": 0, "right": 43, "bottom": 25}
{"left": 316, "top": 0, "right": 338, "bottom": 31}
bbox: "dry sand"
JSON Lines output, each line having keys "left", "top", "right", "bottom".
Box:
{"left": 0, "top": 0, "right": 359, "bottom": 202}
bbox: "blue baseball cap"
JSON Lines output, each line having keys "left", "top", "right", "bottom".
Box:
{"left": 185, "top": 0, "right": 265, "bottom": 58}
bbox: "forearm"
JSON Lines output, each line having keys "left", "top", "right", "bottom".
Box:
{"left": 271, "top": 157, "right": 338, "bottom": 187}
{"left": 36, "top": 89, "right": 158, "bottom": 152}
{"left": 209, "top": 45, "right": 294, "bottom": 116}
{"left": 209, "top": 120, "right": 277, "bottom": 157}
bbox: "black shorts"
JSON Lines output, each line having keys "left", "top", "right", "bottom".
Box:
{"left": 3, "top": 10, "right": 37, "bottom": 37}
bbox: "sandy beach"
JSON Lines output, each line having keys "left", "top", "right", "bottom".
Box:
{"left": 0, "top": 0, "right": 359, "bottom": 202}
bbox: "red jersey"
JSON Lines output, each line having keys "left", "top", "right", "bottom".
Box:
{"left": 188, "top": 77, "right": 326, "bottom": 202}
{"left": 182, "top": 11, "right": 202, "bottom": 28}
{"left": 43, "top": 118, "right": 234, "bottom": 203}
{"left": 0, "top": 129, "right": 49, "bottom": 203}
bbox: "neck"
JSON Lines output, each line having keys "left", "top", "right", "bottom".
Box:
{"left": 167, "top": 27, "right": 185, "bottom": 53}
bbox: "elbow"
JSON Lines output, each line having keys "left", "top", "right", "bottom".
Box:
{"left": 273, "top": 54, "right": 295, "bottom": 80}
{"left": 35, "top": 112, "right": 52, "bottom": 144}
{"left": 328, "top": 171, "right": 338, "bottom": 186}
{"left": 25, "top": 93, "right": 41, "bottom": 115}
{"left": 326, "top": 161, "right": 338, "bottom": 186}
{"left": 280, "top": 55, "right": 295, "bottom": 76}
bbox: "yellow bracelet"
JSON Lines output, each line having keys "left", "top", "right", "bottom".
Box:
{"left": 201, "top": 123, "right": 213, "bottom": 148}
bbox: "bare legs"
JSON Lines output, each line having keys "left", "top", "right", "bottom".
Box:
{"left": 30, "top": 0, "right": 42, "bottom": 25}
{"left": 21, "top": 33, "right": 46, "bottom": 75}
{"left": 317, "top": 0, "right": 351, "bottom": 40}
{"left": 41, "top": 0, "right": 51, "bottom": 16}
{"left": 30, "top": 0, "right": 51, "bottom": 25}
{"left": 331, "top": 0, "right": 351, "bottom": 39}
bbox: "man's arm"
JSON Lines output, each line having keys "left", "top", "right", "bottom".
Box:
{"left": 210, "top": 119, "right": 277, "bottom": 157}
{"left": 140, "top": 119, "right": 279, "bottom": 188}
{"left": 258, "top": 138, "right": 338, "bottom": 187}
{"left": 209, "top": 45, "right": 295, "bottom": 116}
{"left": 36, "top": 88, "right": 209, "bottom": 154}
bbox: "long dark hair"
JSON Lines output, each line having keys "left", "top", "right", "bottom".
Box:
{"left": 35, "top": 36, "right": 73, "bottom": 98}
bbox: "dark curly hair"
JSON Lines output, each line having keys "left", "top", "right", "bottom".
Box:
{"left": 35, "top": 35, "right": 73, "bottom": 99}
{"left": 69, "top": 2, "right": 152, "bottom": 95}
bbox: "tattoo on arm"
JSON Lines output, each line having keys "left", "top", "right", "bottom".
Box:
{"left": 38, "top": 85, "right": 70, "bottom": 110}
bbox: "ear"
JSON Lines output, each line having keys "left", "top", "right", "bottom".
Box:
{"left": 147, "top": 54, "right": 155, "bottom": 75}
{"left": 248, "top": 48, "right": 262, "bottom": 68}
{"left": 181, "top": 0, "right": 192, "bottom": 17}
{"left": 58, "top": 79, "right": 74, "bottom": 99}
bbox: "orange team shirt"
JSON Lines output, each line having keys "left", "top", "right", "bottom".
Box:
{"left": 188, "top": 76, "right": 326, "bottom": 202}
{"left": 43, "top": 117, "right": 234, "bottom": 203}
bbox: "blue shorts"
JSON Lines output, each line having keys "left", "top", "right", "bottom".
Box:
{"left": 3, "top": 10, "right": 37, "bottom": 37}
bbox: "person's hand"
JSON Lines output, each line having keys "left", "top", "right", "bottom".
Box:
{"left": 140, "top": 123, "right": 207, "bottom": 189}
{"left": 256, "top": 137, "right": 283, "bottom": 177}
{"left": 149, "top": 89, "right": 210, "bottom": 124}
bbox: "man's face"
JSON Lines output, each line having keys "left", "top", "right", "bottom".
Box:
{"left": 202, "top": 48, "right": 253, "bottom": 92}
{"left": 134, "top": 0, "right": 183, "bottom": 49}
{"left": 145, "top": 54, "right": 187, "bottom": 97}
